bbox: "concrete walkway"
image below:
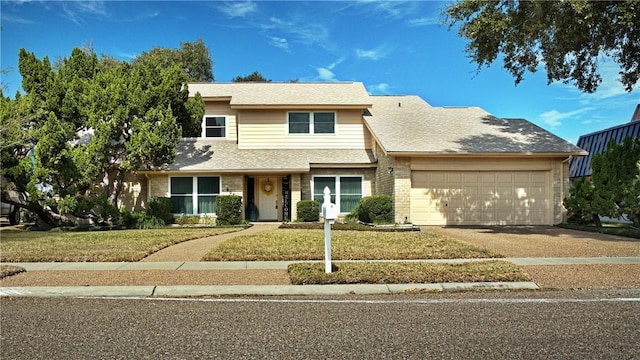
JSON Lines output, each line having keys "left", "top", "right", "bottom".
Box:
{"left": 140, "top": 223, "right": 280, "bottom": 262}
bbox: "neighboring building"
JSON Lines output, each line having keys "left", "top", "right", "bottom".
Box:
{"left": 569, "top": 104, "right": 640, "bottom": 179}
{"left": 126, "top": 82, "right": 585, "bottom": 226}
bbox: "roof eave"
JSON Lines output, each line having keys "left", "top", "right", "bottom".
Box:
{"left": 229, "top": 104, "right": 372, "bottom": 110}
{"left": 384, "top": 151, "right": 588, "bottom": 158}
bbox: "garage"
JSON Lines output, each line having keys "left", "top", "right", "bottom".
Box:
{"left": 410, "top": 170, "right": 552, "bottom": 226}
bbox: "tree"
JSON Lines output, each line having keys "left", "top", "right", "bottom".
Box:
{"left": 590, "top": 136, "right": 640, "bottom": 226}
{"left": 1, "top": 46, "right": 206, "bottom": 227}
{"left": 232, "top": 71, "right": 271, "bottom": 82}
{"left": 134, "top": 39, "right": 214, "bottom": 82}
{"left": 444, "top": 0, "right": 639, "bottom": 93}
{"left": 564, "top": 136, "right": 640, "bottom": 227}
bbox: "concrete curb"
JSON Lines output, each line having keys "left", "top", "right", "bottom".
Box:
{"left": 0, "top": 281, "right": 539, "bottom": 298}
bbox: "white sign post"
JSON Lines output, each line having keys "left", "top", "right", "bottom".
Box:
{"left": 321, "top": 186, "right": 338, "bottom": 273}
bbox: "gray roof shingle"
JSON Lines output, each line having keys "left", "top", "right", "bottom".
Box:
{"left": 162, "top": 140, "right": 376, "bottom": 172}
{"left": 187, "top": 82, "right": 372, "bottom": 108}
{"left": 363, "top": 95, "right": 586, "bottom": 155}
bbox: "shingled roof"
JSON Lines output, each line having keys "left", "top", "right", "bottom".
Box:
{"left": 157, "top": 140, "right": 376, "bottom": 173}
{"left": 187, "top": 82, "right": 372, "bottom": 109}
{"left": 363, "top": 95, "right": 586, "bottom": 156}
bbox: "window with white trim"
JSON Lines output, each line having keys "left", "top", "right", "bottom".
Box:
{"left": 312, "top": 175, "right": 363, "bottom": 213}
{"left": 170, "top": 176, "right": 220, "bottom": 214}
{"left": 288, "top": 112, "right": 335, "bottom": 134}
{"left": 202, "top": 116, "right": 226, "bottom": 138}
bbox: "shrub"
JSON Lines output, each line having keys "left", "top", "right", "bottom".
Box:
{"left": 297, "top": 200, "right": 320, "bottom": 222}
{"left": 351, "top": 195, "right": 393, "bottom": 224}
{"left": 146, "top": 197, "right": 175, "bottom": 225}
{"left": 119, "top": 209, "right": 165, "bottom": 229}
{"left": 215, "top": 195, "right": 242, "bottom": 225}
{"left": 176, "top": 215, "right": 201, "bottom": 225}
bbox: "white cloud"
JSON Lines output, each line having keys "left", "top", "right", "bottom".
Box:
{"left": 264, "top": 16, "right": 330, "bottom": 50}
{"left": 61, "top": 1, "right": 108, "bottom": 24}
{"left": 539, "top": 107, "right": 595, "bottom": 128}
{"left": 269, "top": 36, "right": 289, "bottom": 51}
{"left": 316, "top": 67, "right": 337, "bottom": 81}
{"left": 0, "top": 13, "right": 35, "bottom": 24}
{"left": 367, "top": 83, "right": 391, "bottom": 94}
{"left": 408, "top": 16, "right": 439, "bottom": 26}
{"left": 219, "top": 1, "right": 257, "bottom": 18}
{"left": 355, "top": 48, "right": 386, "bottom": 61}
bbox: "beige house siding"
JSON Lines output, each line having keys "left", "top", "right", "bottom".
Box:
{"left": 202, "top": 102, "right": 238, "bottom": 142}
{"left": 238, "top": 109, "right": 371, "bottom": 149}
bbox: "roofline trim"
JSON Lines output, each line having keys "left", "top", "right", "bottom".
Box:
{"left": 384, "top": 151, "right": 588, "bottom": 158}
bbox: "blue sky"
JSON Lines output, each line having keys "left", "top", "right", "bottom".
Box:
{"left": 2, "top": 0, "right": 638, "bottom": 144}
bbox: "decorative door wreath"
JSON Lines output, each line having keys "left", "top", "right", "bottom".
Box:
{"left": 261, "top": 178, "right": 274, "bottom": 196}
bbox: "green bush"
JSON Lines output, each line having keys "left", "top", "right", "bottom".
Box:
{"left": 146, "top": 197, "right": 175, "bottom": 225}
{"left": 351, "top": 195, "right": 393, "bottom": 224}
{"left": 119, "top": 209, "right": 165, "bottom": 229}
{"left": 297, "top": 200, "right": 320, "bottom": 222}
{"left": 176, "top": 215, "right": 201, "bottom": 225}
{"left": 215, "top": 195, "right": 243, "bottom": 225}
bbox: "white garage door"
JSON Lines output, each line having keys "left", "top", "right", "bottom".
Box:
{"left": 410, "top": 171, "right": 551, "bottom": 225}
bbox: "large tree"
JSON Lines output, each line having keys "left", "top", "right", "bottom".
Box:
{"left": 444, "top": 0, "right": 639, "bottom": 93}
{"left": 134, "top": 39, "right": 214, "bottom": 82}
{"left": 0, "top": 46, "right": 207, "bottom": 227}
{"left": 232, "top": 71, "right": 271, "bottom": 82}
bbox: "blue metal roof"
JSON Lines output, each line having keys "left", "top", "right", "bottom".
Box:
{"left": 569, "top": 121, "right": 640, "bottom": 178}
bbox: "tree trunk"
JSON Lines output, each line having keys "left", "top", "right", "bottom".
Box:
{"left": 592, "top": 213, "right": 602, "bottom": 227}
{"left": 0, "top": 192, "right": 76, "bottom": 228}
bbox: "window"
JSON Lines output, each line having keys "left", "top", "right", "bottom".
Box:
{"left": 312, "top": 176, "right": 363, "bottom": 213}
{"left": 202, "top": 116, "right": 226, "bottom": 138}
{"left": 288, "top": 112, "right": 335, "bottom": 134}
{"left": 170, "top": 176, "right": 220, "bottom": 214}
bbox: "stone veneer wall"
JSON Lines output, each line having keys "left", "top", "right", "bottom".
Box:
{"left": 290, "top": 174, "right": 301, "bottom": 222}
{"left": 392, "top": 157, "right": 411, "bottom": 224}
{"left": 552, "top": 159, "right": 570, "bottom": 225}
{"left": 118, "top": 172, "right": 148, "bottom": 211}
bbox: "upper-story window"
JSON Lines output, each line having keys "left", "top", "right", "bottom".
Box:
{"left": 202, "top": 116, "right": 226, "bottom": 138}
{"left": 288, "top": 112, "right": 335, "bottom": 134}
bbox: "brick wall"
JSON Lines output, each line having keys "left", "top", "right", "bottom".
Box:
{"left": 392, "top": 157, "right": 411, "bottom": 224}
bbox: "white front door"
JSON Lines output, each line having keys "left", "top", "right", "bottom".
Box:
{"left": 258, "top": 177, "right": 278, "bottom": 221}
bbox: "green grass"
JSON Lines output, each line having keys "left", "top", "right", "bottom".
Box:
{"left": 0, "top": 227, "right": 242, "bottom": 262}
{"left": 288, "top": 260, "right": 531, "bottom": 285}
{"left": 203, "top": 229, "right": 503, "bottom": 261}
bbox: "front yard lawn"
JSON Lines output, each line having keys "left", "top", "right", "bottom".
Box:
{"left": 0, "top": 227, "right": 242, "bottom": 262}
{"left": 203, "top": 229, "right": 503, "bottom": 261}
{"left": 288, "top": 260, "right": 530, "bottom": 285}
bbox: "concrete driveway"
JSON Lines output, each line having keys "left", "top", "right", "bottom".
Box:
{"left": 424, "top": 226, "right": 640, "bottom": 289}
{"left": 424, "top": 226, "right": 640, "bottom": 258}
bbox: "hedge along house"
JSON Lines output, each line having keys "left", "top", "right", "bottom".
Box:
{"left": 131, "top": 82, "right": 586, "bottom": 225}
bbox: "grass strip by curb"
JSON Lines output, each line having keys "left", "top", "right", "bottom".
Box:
{"left": 288, "top": 260, "right": 530, "bottom": 285}
{"left": 0, "top": 265, "right": 26, "bottom": 279}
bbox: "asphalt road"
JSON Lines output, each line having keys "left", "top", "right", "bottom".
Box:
{"left": 1, "top": 290, "right": 639, "bottom": 359}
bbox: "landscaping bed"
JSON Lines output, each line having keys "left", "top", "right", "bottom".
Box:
{"left": 288, "top": 260, "right": 530, "bottom": 285}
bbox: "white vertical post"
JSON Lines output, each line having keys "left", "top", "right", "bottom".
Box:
{"left": 323, "top": 186, "right": 332, "bottom": 273}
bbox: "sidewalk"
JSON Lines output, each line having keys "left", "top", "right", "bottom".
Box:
{"left": 2, "top": 257, "right": 638, "bottom": 298}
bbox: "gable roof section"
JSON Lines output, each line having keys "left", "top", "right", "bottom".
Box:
{"left": 187, "top": 82, "right": 372, "bottom": 109}
{"left": 151, "top": 140, "right": 376, "bottom": 173}
{"left": 569, "top": 120, "right": 640, "bottom": 178}
{"left": 363, "top": 95, "right": 586, "bottom": 156}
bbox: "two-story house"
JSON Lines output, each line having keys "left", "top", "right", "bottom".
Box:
{"left": 124, "top": 82, "right": 585, "bottom": 226}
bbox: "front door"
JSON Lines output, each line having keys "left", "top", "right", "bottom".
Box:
{"left": 257, "top": 177, "right": 278, "bottom": 221}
